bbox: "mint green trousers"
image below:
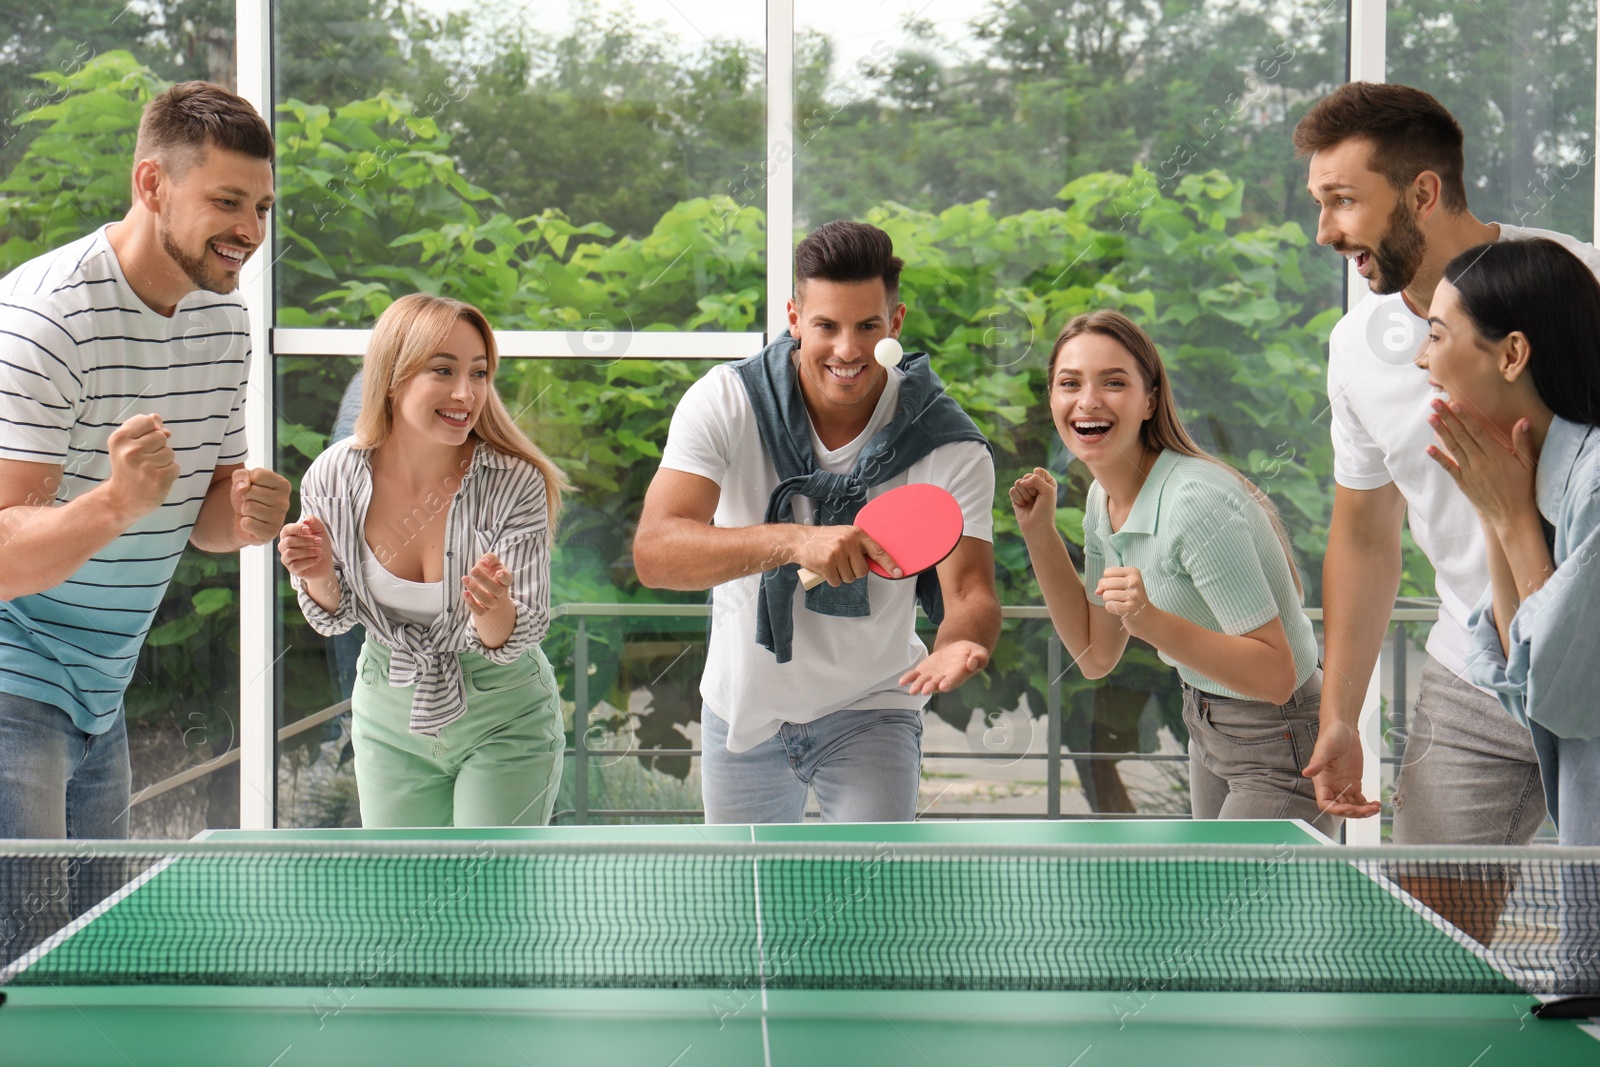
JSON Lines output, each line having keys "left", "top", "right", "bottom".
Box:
{"left": 351, "top": 640, "right": 564, "bottom": 828}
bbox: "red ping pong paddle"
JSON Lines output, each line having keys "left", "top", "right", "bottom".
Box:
{"left": 797, "top": 483, "right": 964, "bottom": 590}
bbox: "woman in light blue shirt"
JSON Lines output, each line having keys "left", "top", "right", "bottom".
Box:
{"left": 1419, "top": 238, "right": 1600, "bottom": 849}
{"left": 1012, "top": 311, "right": 1336, "bottom": 834}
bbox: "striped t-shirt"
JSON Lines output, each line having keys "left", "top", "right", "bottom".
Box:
{"left": 0, "top": 225, "right": 250, "bottom": 733}
{"left": 1082, "top": 449, "right": 1318, "bottom": 699}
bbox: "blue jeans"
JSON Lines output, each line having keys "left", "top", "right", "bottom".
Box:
{"left": 0, "top": 692, "right": 129, "bottom": 839}
{"left": 700, "top": 706, "right": 923, "bottom": 824}
{"left": 0, "top": 695, "right": 134, "bottom": 970}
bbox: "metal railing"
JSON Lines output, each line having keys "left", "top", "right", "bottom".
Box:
{"left": 551, "top": 601, "right": 1441, "bottom": 825}
{"left": 130, "top": 602, "right": 1440, "bottom": 823}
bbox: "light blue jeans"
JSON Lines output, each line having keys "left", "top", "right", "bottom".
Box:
{"left": 700, "top": 705, "right": 923, "bottom": 824}
{"left": 0, "top": 694, "right": 131, "bottom": 967}
{"left": 0, "top": 692, "right": 129, "bottom": 840}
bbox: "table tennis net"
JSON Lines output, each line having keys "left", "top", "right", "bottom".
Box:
{"left": 3, "top": 841, "right": 1598, "bottom": 995}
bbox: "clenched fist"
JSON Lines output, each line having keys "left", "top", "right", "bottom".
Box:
{"left": 106, "top": 414, "right": 178, "bottom": 520}
{"left": 232, "top": 467, "right": 291, "bottom": 545}
{"left": 1009, "top": 467, "right": 1059, "bottom": 542}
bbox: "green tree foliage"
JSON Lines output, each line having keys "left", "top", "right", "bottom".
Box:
{"left": 1389, "top": 0, "right": 1596, "bottom": 237}
{"left": 434, "top": 0, "right": 766, "bottom": 245}
{"left": 265, "top": 85, "right": 1342, "bottom": 776}
{"left": 0, "top": 53, "right": 1333, "bottom": 777}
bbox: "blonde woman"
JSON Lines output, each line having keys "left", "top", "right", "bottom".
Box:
{"left": 279, "top": 293, "right": 569, "bottom": 827}
{"left": 1011, "top": 311, "right": 1332, "bottom": 835}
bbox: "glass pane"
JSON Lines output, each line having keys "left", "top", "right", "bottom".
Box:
{"left": 1389, "top": 0, "right": 1596, "bottom": 240}
{"left": 794, "top": 0, "right": 1348, "bottom": 816}
{"left": 274, "top": 356, "right": 363, "bottom": 829}
{"left": 0, "top": 13, "right": 237, "bottom": 838}
{"left": 270, "top": 0, "right": 767, "bottom": 334}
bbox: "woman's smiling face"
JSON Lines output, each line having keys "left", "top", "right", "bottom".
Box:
{"left": 1418, "top": 280, "right": 1519, "bottom": 430}
{"left": 1048, "top": 331, "right": 1156, "bottom": 469}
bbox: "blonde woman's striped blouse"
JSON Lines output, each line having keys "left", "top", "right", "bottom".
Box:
{"left": 293, "top": 437, "right": 553, "bottom": 736}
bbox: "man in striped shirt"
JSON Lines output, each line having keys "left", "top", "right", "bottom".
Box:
{"left": 0, "top": 83, "right": 290, "bottom": 839}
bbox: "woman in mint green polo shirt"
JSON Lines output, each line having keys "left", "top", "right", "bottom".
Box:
{"left": 1011, "top": 310, "right": 1335, "bottom": 836}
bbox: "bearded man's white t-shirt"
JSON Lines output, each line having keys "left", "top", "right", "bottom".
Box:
{"left": 1326, "top": 222, "right": 1600, "bottom": 684}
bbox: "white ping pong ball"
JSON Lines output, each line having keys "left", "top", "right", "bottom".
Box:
{"left": 875, "top": 337, "right": 903, "bottom": 368}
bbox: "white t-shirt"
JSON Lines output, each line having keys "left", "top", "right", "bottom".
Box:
{"left": 659, "top": 363, "right": 995, "bottom": 752}
{"left": 1327, "top": 222, "right": 1600, "bottom": 684}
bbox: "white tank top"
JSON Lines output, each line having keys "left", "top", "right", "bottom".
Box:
{"left": 359, "top": 542, "right": 443, "bottom": 626}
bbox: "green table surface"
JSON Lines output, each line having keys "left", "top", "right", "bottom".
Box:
{"left": 4, "top": 821, "right": 1596, "bottom": 1066}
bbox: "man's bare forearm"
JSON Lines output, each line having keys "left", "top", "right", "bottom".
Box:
{"left": 0, "top": 485, "right": 140, "bottom": 599}
{"left": 1320, "top": 533, "right": 1403, "bottom": 727}
{"left": 635, "top": 517, "right": 802, "bottom": 590}
{"left": 932, "top": 590, "right": 1001, "bottom": 654}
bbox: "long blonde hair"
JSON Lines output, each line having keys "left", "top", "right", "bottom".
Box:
{"left": 352, "top": 292, "right": 570, "bottom": 524}
{"left": 1047, "top": 310, "right": 1303, "bottom": 597}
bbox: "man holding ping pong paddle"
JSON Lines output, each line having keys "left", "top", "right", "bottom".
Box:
{"left": 636, "top": 221, "right": 999, "bottom": 823}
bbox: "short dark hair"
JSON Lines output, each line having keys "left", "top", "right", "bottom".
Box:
{"left": 1293, "top": 82, "right": 1467, "bottom": 214}
{"left": 134, "top": 82, "right": 275, "bottom": 181}
{"left": 794, "top": 220, "right": 904, "bottom": 305}
{"left": 1443, "top": 238, "right": 1600, "bottom": 426}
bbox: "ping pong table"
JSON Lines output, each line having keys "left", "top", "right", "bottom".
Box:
{"left": 3, "top": 819, "right": 1597, "bottom": 1066}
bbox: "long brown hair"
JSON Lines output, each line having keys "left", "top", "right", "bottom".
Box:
{"left": 1047, "top": 310, "right": 1303, "bottom": 596}
{"left": 352, "top": 292, "right": 570, "bottom": 524}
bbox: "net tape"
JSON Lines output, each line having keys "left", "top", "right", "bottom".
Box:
{"left": 3, "top": 841, "right": 1598, "bottom": 995}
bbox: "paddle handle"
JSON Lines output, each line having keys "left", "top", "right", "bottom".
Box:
{"left": 796, "top": 566, "right": 826, "bottom": 590}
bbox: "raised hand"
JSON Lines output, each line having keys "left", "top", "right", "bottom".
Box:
{"left": 1425, "top": 399, "right": 1537, "bottom": 529}
{"left": 462, "top": 551, "right": 512, "bottom": 615}
{"left": 1096, "top": 565, "right": 1154, "bottom": 635}
{"left": 106, "top": 414, "right": 178, "bottom": 519}
{"left": 1009, "top": 467, "right": 1059, "bottom": 541}
{"left": 278, "top": 515, "right": 334, "bottom": 583}
{"left": 232, "top": 467, "right": 291, "bottom": 545}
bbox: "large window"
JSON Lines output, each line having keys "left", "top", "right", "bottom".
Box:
{"left": 268, "top": 0, "right": 768, "bottom": 825}
{"left": 1389, "top": 0, "right": 1596, "bottom": 241}
{"left": 270, "top": 0, "right": 767, "bottom": 334}
{"left": 1380, "top": 0, "right": 1595, "bottom": 823}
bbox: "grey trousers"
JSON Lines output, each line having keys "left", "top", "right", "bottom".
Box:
{"left": 1183, "top": 667, "right": 1341, "bottom": 839}
{"left": 1391, "top": 657, "right": 1546, "bottom": 848}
